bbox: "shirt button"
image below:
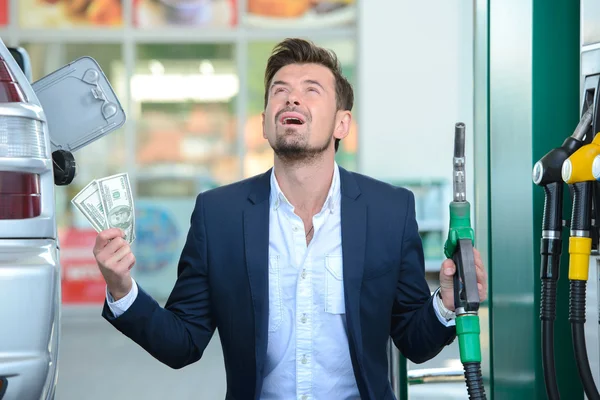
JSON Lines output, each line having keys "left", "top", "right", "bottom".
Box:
{"left": 301, "top": 313, "right": 307, "bottom": 323}
{"left": 301, "top": 269, "right": 306, "bottom": 279}
{"left": 302, "top": 396, "right": 308, "bottom": 400}
{"left": 301, "top": 355, "right": 308, "bottom": 364}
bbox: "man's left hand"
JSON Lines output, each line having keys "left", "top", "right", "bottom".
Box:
{"left": 438, "top": 247, "right": 487, "bottom": 311}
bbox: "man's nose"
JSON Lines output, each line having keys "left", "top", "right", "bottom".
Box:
{"left": 286, "top": 91, "right": 301, "bottom": 106}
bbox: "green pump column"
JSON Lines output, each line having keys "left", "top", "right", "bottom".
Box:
{"left": 483, "top": 0, "right": 583, "bottom": 399}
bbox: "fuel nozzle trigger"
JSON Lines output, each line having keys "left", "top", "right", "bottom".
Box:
{"left": 453, "top": 238, "right": 480, "bottom": 313}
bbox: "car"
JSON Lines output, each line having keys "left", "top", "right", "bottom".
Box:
{"left": 0, "top": 38, "right": 125, "bottom": 400}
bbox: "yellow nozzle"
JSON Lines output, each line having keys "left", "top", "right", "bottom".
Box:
{"left": 563, "top": 134, "right": 600, "bottom": 184}
{"left": 568, "top": 236, "right": 592, "bottom": 281}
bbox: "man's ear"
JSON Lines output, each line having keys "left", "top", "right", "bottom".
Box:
{"left": 334, "top": 110, "right": 352, "bottom": 140}
{"left": 261, "top": 112, "right": 266, "bottom": 139}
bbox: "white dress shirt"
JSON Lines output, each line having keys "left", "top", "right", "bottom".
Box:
{"left": 106, "top": 162, "right": 454, "bottom": 400}
{"left": 260, "top": 163, "right": 358, "bottom": 400}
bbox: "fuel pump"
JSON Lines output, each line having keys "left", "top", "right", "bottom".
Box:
{"left": 443, "top": 122, "right": 486, "bottom": 400}
{"left": 561, "top": 130, "right": 600, "bottom": 400}
{"left": 532, "top": 106, "right": 593, "bottom": 400}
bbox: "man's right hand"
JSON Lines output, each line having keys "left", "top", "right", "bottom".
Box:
{"left": 93, "top": 228, "right": 136, "bottom": 301}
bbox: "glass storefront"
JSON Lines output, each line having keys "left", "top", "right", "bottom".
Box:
{"left": 5, "top": 1, "right": 359, "bottom": 303}
{"left": 2, "top": 1, "right": 482, "bottom": 398}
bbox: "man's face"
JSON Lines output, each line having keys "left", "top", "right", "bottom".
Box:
{"left": 262, "top": 63, "right": 351, "bottom": 162}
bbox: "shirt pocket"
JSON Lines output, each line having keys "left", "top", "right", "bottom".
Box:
{"left": 268, "top": 255, "right": 283, "bottom": 332}
{"left": 325, "top": 254, "right": 346, "bottom": 314}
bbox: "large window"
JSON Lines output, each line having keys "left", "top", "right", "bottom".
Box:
{"left": 133, "top": 44, "right": 238, "bottom": 197}
{"left": 4, "top": 1, "right": 358, "bottom": 303}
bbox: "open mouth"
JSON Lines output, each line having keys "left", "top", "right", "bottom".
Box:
{"left": 279, "top": 112, "right": 306, "bottom": 126}
{"left": 282, "top": 118, "right": 304, "bottom": 125}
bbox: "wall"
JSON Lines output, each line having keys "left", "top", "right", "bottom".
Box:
{"left": 358, "top": 0, "right": 475, "bottom": 203}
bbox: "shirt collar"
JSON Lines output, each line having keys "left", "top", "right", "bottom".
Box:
{"left": 270, "top": 162, "right": 340, "bottom": 214}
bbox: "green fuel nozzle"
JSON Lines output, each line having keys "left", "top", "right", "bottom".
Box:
{"left": 444, "top": 122, "right": 486, "bottom": 400}
{"left": 444, "top": 123, "right": 478, "bottom": 314}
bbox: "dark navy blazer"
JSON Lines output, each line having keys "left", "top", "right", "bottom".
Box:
{"left": 103, "top": 166, "right": 456, "bottom": 400}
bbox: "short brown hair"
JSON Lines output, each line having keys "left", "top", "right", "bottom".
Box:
{"left": 264, "top": 38, "right": 354, "bottom": 152}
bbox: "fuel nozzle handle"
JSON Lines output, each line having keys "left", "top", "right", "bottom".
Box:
{"left": 453, "top": 239, "right": 480, "bottom": 313}
{"left": 533, "top": 105, "right": 592, "bottom": 232}
{"left": 562, "top": 132, "right": 600, "bottom": 188}
{"left": 570, "top": 182, "right": 593, "bottom": 233}
{"left": 562, "top": 134, "right": 600, "bottom": 282}
{"left": 562, "top": 134, "right": 600, "bottom": 235}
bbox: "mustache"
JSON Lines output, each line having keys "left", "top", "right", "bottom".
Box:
{"left": 274, "top": 107, "right": 311, "bottom": 123}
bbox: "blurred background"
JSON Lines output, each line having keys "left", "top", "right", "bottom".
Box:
{"left": 2, "top": 0, "right": 481, "bottom": 399}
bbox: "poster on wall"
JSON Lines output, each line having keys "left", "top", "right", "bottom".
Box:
{"left": 133, "top": 0, "right": 237, "bottom": 28}
{"left": 244, "top": 0, "right": 355, "bottom": 28}
{"left": 129, "top": 198, "right": 196, "bottom": 301}
{"left": 18, "top": 0, "right": 122, "bottom": 28}
{"left": 0, "top": 0, "right": 8, "bottom": 26}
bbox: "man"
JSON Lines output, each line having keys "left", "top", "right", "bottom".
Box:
{"left": 94, "top": 38, "right": 488, "bottom": 400}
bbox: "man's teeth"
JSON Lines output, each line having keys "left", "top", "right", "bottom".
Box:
{"left": 283, "top": 118, "right": 303, "bottom": 125}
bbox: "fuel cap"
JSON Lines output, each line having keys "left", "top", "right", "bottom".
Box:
{"left": 52, "top": 149, "right": 76, "bottom": 186}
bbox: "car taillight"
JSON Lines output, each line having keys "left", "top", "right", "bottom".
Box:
{"left": 0, "top": 377, "right": 7, "bottom": 399}
{"left": 0, "top": 171, "right": 41, "bottom": 219}
{"left": 0, "top": 55, "right": 45, "bottom": 220}
{"left": 0, "top": 115, "right": 46, "bottom": 158}
{"left": 0, "top": 58, "right": 25, "bottom": 103}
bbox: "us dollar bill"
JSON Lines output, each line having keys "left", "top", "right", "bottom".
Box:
{"left": 71, "top": 180, "right": 109, "bottom": 232}
{"left": 96, "top": 173, "right": 136, "bottom": 244}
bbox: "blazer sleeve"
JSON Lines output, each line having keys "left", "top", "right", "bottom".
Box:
{"left": 390, "top": 190, "right": 456, "bottom": 364}
{"left": 102, "top": 192, "right": 215, "bottom": 369}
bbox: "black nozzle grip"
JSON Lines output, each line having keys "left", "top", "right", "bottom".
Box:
{"left": 542, "top": 182, "right": 563, "bottom": 231}
{"left": 570, "top": 182, "right": 593, "bottom": 232}
{"left": 452, "top": 239, "right": 480, "bottom": 312}
{"left": 540, "top": 238, "right": 561, "bottom": 280}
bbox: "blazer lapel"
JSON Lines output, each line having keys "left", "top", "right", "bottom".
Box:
{"left": 243, "top": 169, "right": 272, "bottom": 394}
{"left": 339, "top": 167, "right": 368, "bottom": 383}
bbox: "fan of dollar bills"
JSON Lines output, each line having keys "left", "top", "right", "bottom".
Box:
{"left": 71, "top": 173, "right": 136, "bottom": 244}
